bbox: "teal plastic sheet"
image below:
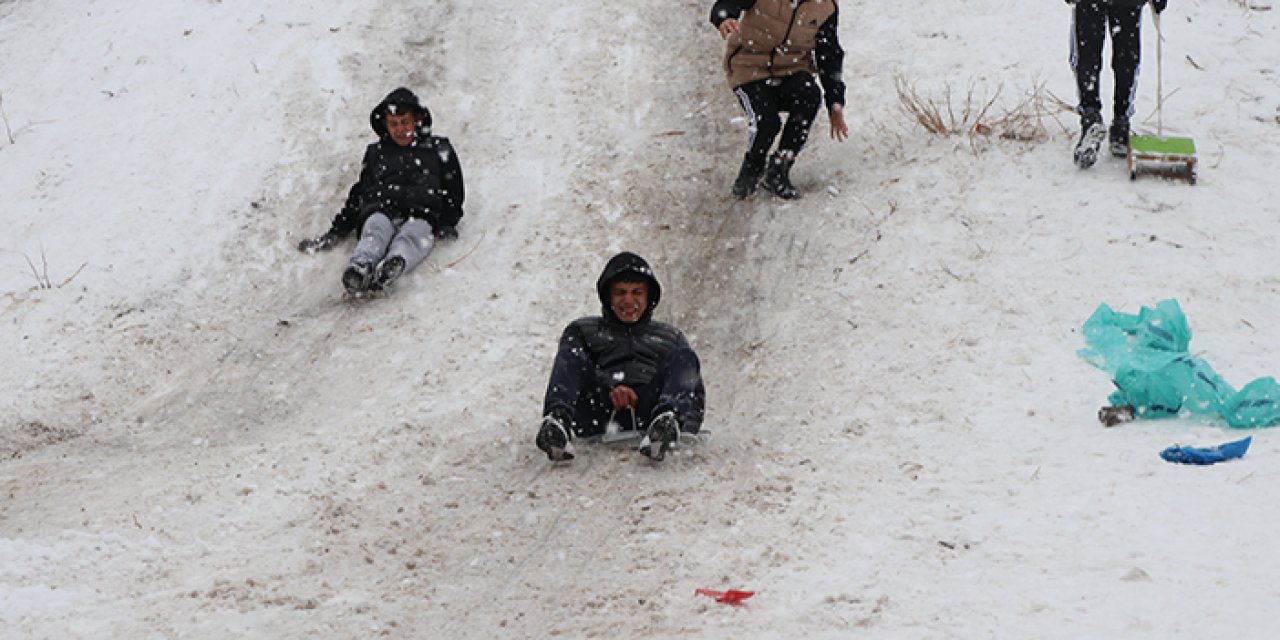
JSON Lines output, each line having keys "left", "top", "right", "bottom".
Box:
{"left": 1079, "top": 299, "right": 1280, "bottom": 428}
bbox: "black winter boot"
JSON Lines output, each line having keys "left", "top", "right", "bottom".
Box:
{"left": 1073, "top": 110, "right": 1106, "bottom": 169}
{"left": 535, "top": 414, "right": 574, "bottom": 461}
{"left": 639, "top": 411, "right": 680, "bottom": 462}
{"left": 731, "top": 153, "right": 766, "bottom": 199}
{"left": 371, "top": 255, "right": 406, "bottom": 290}
{"left": 1109, "top": 118, "right": 1130, "bottom": 158}
{"left": 763, "top": 152, "right": 801, "bottom": 200}
{"left": 342, "top": 261, "right": 373, "bottom": 293}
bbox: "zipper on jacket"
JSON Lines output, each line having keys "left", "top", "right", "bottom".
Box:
{"left": 769, "top": 0, "right": 807, "bottom": 77}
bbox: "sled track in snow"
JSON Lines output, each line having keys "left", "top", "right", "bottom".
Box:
{"left": 1, "top": 1, "right": 862, "bottom": 636}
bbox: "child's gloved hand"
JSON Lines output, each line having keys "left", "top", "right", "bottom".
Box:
{"left": 297, "top": 231, "right": 337, "bottom": 252}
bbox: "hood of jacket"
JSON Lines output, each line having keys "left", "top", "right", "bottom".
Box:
{"left": 596, "top": 252, "right": 662, "bottom": 324}
{"left": 369, "top": 87, "right": 434, "bottom": 141}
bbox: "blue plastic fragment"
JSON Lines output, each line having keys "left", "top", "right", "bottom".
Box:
{"left": 1159, "top": 436, "right": 1252, "bottom": 465}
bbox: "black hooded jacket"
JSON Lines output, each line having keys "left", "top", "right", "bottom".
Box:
{"left": 558, "top": 252, "right": 693, "bottom": 390}
{"left": 328, "top": 87, "right": 465, "bottom": 238}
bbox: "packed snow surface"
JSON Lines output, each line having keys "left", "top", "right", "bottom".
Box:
{"left": 2, "top": 0, "right": 1279, "bottom": 638}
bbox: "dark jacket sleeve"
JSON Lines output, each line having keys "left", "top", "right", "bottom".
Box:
{"left": 433, "top": 138, "right": 465, "bottom": 228}
{"left": 815, "top": 9, "right": 846, "bottom": 111}
{"left": 329, "top": 146, "right": 377, "bottom": 238}
{"left": 393, "top": 138, "right": 464, "bottom": 228}
{"left": 710, "top": 0, "right": 753, "bottom": 27}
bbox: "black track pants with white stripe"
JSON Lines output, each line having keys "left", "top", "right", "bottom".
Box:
{"left": 733, "top": 72, "right": 823, "bottom": 162}
{"left": 1069, "top": 1, "right": 1142, "bottom": 122}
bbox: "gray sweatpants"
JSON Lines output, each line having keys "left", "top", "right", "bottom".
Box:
{"left": 349, "top": 213, "right": 435, "bottom": 273}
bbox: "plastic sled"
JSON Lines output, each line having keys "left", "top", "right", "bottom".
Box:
{"left": 1128, "top": 134, "right": 1197, "bottom": 185}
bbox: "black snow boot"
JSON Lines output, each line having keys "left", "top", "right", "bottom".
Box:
{"left": 342, "top": 261, "right": 373, "bottom": 293}
{"left": 762, "top": 152, "right": 801, "bottom": 200}
{"left": 1109, "top": 118, "right": 1130, "bottom": 158}
{"left": 1073, "top": 110, "right": 1106, "bottom": 169}
{"left": 535, "top": 414, "right": 574, "bottom": 461}
{"left": 731, "top": 153, "right": 766, "bottom": 199}
{"left": 371, "top": 255, "right": 406, "bottom": 290}
{"left": 639, "top": 411, "right": 680, "bottom": 462}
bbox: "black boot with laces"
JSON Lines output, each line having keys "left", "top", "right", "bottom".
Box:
{"left": 371, "top": 255, "right": 406, "bottom": 290}
{"left": 1073, "top": 110, "right": 1106, "bottom": 169}
{"left": 763, "top": 152, "right": 801, "bottom": 200}
{"left": 535, "top": 414, "right": 574, "bottom": 461}
{"left": 639, "top": 411, "right": 680, "bottom": 462}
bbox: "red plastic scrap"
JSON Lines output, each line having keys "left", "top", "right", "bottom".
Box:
{"left": 695, "top": 588, "right": 755, "bottom": 606}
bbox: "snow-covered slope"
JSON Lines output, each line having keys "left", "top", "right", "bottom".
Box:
{"left": 3, "top": 0, "right": 1279, "bottom": 637}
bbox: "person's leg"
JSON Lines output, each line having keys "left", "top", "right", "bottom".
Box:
{"left": 344, "top": 213, "right": 395, "bottom": 292}
{"left": 760, "top": 73, "right": 823, "bottom": 199}
{"left": 775, "top": 73, "right": 823, "bottom": 157}
{"left": 386, "top": 218, "right": 435, "bottom": 270}
{"left": 537, "top": 342, "right": 614, "bottom": 459}
{"left": 1070, "top": 1, "right": 1109, "bottom": 168}
{"left": 541, "top": 342, "right": 613, "bottom": 438}
{"left": 375, "top": 217, "right": 435, "bottom": 287}
{"left": 733, "top": 80, "right": 782, "bottom": 160}
{"left": 638, "top": 348, "right": 706, "bottom": 434}
{"left": 1070, "top": 0, "right": 1106, "bottom": 121}
{"left": 730, "top": 80, "right": 781, "bottom": 197}
{"left": 659, "top": 347, "right": 706, "bottom": 433}
{"left": 350, "top": 213, "right": 395, "bottom": 266}
{"left": 636, "top": 348, "right": 706, "bottom": 460}
{"left": 1108, "top": 5, "right": 1142, "bottom": 141}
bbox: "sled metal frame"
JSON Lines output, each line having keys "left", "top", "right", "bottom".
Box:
{"left": 577, "top": 408, "right": 712, "bottom": 448}
{"left": 1127, "top": 10, "right": 1196, "bottom": 185}
{"left": 585, "top": 429, "right": 713, "bottom": 447}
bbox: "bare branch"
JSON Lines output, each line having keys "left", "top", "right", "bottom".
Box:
{"left": 21, "top": 251, "right": 47, "bottom": 288}
{"left": 59, "top": 262, "right": 89, "bottom": 288}
{"left": 897, "top": 74, "right": 1073, "bottom": 150}
{"left": 11, "top": 246, "right": 83, "bottom": 290}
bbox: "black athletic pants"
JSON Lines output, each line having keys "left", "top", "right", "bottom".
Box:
{"left": 734, "top": 73, "right": 823, "bottom": 162}
{"left": 1070, "top": 1, "right": 1142, "bottom": 123}
{"left": 543, "top": 347, "right": 706, "bottom": 437}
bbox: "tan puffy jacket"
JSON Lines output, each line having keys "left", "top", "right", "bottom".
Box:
{"left": 722, "top": 0, "right": 837, "bottom": 89}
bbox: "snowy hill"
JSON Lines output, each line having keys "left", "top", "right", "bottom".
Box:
{"left": 3, "top": 0, "right": 1280, "bottom": 637}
